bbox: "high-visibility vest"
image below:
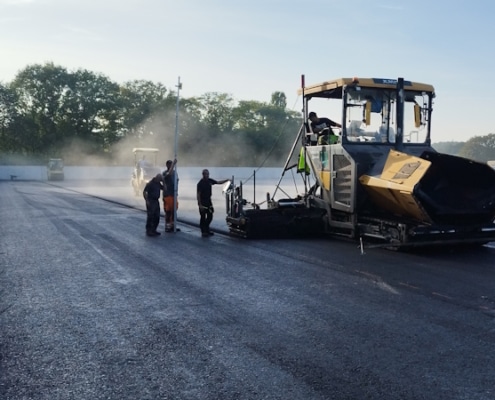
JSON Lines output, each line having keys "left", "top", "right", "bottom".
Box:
{"left": 297, "top": 147, "right": 311, "bottom": 175}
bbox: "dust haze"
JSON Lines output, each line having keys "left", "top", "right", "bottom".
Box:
{"left": 1, "top": 108, "right": 296, "bottom": 173}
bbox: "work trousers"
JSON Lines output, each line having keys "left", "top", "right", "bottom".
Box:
{"left": 199, "top": 206, "right": 213, "bottom": 234}
{"left": 164, "top": 196, "right": 179, "bottom": 230}
{"left": 146, "top": 199, "right": 160, "bottom": 233}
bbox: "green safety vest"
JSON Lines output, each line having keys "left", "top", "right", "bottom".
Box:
{"left": 297, "top": 147, "right": 311, "bottom": 175}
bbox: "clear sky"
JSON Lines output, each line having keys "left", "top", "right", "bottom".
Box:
{"left": 1, "top": 0, "right": 494, "bottom": 143}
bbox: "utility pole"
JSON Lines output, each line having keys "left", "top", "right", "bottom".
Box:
{"left": 173, "top": 77, "right": 181, "bottom": 232}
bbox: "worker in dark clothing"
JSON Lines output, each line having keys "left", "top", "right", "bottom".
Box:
{"left": 308, "top": 111, "right": 342, "bottom": 145}
{"left": 196, "top": 169, "right": 229, "bottom": 237}
{"left": 143, "top": 173, "right": 163, "bottom": 236}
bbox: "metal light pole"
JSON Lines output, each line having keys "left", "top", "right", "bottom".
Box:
{"left": 173, "top": 77, "right": 181, "bottom": 232}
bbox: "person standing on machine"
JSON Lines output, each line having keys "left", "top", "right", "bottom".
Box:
{"left": 308, "top": 111, "right": 342, "bottom": 145}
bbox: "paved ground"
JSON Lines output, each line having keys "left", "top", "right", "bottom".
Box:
{"left": 1, "top": 181, "right": 495, "bottom": 400}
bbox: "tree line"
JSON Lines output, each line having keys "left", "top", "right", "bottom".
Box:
{"left": 1, "top": 62, "right": 495, "bottom": 166}
{"left": 0, "top": 63, "right": 301, "bottom": 166}
{"left": 434, "top": 137, "right": 495, "bottom": 162}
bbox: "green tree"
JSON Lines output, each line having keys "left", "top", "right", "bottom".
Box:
{"left": 62, "top": 69, "right": 123, "bottom": 153}
{"left": 119, "top": 80, "right": 176, "bottom": 142}
{"left": 198, "top": 92, "right": 236, "bottom": 133}
{"left": 0, "top": 82, "right": 18, "bottom": 152}
{"left": 10, "top": 63, "right": 71, "bottom": 154}
{"left": 178, "top": 92, "right": 235, "bottom": 165}
{"left": 458, "top": 134, "right": 495, "bottom": 162}
{"left": 9, "top": 63, "right": 123, "bottom": 158}
{"left": 432, "top": 141, "right": 465, "bottom": 155}
{"left": 0, "top": 63, "right": 303, "bottom": 167}
{"left": 228, "top": 92, "right": 301, "bottom": 167}
{"left": 175, "top": 96, "right": 208, "bottom": 160}
{"left": 270, "top": 91, "right": 287, "bottom": 109}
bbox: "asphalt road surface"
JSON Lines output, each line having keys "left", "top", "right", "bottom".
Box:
{"left": 1, "top": 180, "right": 495, "bottom": 400}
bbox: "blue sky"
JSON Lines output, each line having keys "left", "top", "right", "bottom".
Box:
{"left": 1, "top": 0, "right": 494, "bottom": 142}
